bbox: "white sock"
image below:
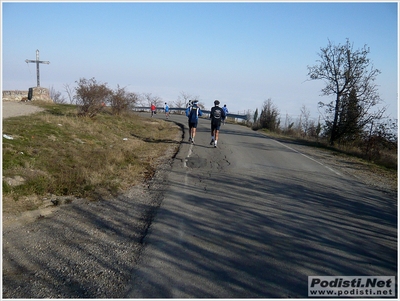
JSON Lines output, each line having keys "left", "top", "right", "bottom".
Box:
{"left": 214, "top": 140, "right": 217, "bottom": 146}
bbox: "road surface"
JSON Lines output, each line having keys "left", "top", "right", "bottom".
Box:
{"left": 126, "top": 113, "right": 397, "bottom": 298}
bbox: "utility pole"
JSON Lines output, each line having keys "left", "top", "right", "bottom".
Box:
{"left": 25, "top": 49, "right": 50, "bottom": 87}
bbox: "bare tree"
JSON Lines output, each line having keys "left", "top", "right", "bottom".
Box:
{"left": 300, "top": 105, "right": 311, "bottom": 136}
{"left": 136, "top": 94, "right": 147, "bottom": 107}
{"left": 142, "top": 93, "right": 163, "bottom": 108}
{"left": 283, "top": 113, "right": 295, "bottom": 134}
{"left": 308, "top": 39, "right": 382, "bottom": 145}
{"left": 63, "top": 83, "right": 75, "bottom": 104}
{"left": 176, "top": 91, "right": 192, "bottom": 108}
{"left": 49, "top": 85, "right": 66, "bottom": 104}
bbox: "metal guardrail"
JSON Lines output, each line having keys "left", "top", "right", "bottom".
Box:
{"left": 133, "top": 107, "right": 248, "bottom": 120}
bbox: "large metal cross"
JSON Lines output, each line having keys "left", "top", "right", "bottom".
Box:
{"left": 25, "top": 49, "right": 50, "bottom": 87}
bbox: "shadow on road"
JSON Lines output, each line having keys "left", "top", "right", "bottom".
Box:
{"left": 127, "top": 166, "right": 397, "bottom": 298}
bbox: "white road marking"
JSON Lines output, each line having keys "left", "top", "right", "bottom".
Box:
{"left": 273, "top": 139, "right": 342, "bottom": 176}
{"left": 183, "top": 143, "right": 193, "bottom": 168}
{"left": 183, "top": 143, "right": 194, "bottom": 187}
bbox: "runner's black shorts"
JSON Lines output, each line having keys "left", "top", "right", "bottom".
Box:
{"left": 189, "top": 121, "right": 198, "bottom": 128}
{"left": 211, "top": 121, "right": 222, "bottom": 131}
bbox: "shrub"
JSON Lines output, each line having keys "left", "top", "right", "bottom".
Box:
{"left": 75, "top": 78, "right": 111, "bottom": 117}
{"left": 110, "top": 85, "right": 139, "bottom": 115}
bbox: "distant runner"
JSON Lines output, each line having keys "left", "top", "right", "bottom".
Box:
{"left": 150, "top": 103, "right": 156, "bottom": 117}
{"left": 164, "top": 102, "right": 170, "bottom": 119}
{"left": 222, "top": 104, "right": 229, "bottom": 124}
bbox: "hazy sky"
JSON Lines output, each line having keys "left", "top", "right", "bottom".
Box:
{"left": 1, "top": 1, "right": 398, "bottom": 120}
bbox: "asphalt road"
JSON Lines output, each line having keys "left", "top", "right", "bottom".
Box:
{"left": 125, "top": 113, "right": 397, "bottom": 298}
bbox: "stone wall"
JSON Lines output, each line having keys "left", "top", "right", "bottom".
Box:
{"left": 2, "top": 87, "right": 53, "bottom": 103}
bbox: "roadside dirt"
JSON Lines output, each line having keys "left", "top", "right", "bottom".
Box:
{"left": 2, "top": 101, "right": 45, "bottom": 119}
{"left": 281, "top": 140, "right": 397, "bottom": 196}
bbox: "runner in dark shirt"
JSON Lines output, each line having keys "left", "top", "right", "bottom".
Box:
{"left": 209, "top": 100, "right": 226, "bottom": 148}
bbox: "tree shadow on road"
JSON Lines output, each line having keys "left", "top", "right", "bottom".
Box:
{"left": 127, "top": 167, "right": 397, "bottom": 298}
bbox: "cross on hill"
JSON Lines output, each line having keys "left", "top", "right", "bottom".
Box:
{"left": 25, "top": 49, "right": 50, "bottom": 87}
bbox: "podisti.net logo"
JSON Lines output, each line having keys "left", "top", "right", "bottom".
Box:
{"left": 308, "top": 276, "right": 395, "bottom": 297}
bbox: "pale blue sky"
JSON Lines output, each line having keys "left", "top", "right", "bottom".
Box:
{"left": 1, "top": 1, "right": 398, "bottom": 120}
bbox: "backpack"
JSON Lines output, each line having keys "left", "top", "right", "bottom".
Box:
{"left": 189, "top": 106, "right": 199, "bottom": 122}
{"left": 212, "top": 108, "right": 222, "bottom": 120}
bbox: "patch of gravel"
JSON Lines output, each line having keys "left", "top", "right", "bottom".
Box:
{"left": 2, "top": 101, "right": 45, "bottom": 119}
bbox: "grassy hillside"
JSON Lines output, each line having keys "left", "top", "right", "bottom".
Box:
{"left": 2, "top": 103, "right": 181, "bottom": 215}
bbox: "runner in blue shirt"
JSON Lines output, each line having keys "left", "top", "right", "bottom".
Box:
{"left": 185, "top": 101, "right": 202, "bottom": 144}
{"left": 164, "top": 102, "right": 170, "bottom": 119}
{"left": 222, "top": 104, "right": 229, "bottom": 124}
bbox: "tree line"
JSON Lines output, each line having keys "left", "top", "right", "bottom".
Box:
{"left": 251, "top": 40, "right": 396, "bottom": 168}
{"left": 49, "top": 80, "right": 204, "bottom": 115}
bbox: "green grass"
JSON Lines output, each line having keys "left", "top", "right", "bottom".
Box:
{"left": 2, "top": 103, "right": 181, "bottom": 214}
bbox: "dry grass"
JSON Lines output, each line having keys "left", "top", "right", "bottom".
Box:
{"left": 260, "top": 129, "right": 397, "bottom": 191}
{"left": 2, "top": 103, "right": 181, "bottom": 215}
